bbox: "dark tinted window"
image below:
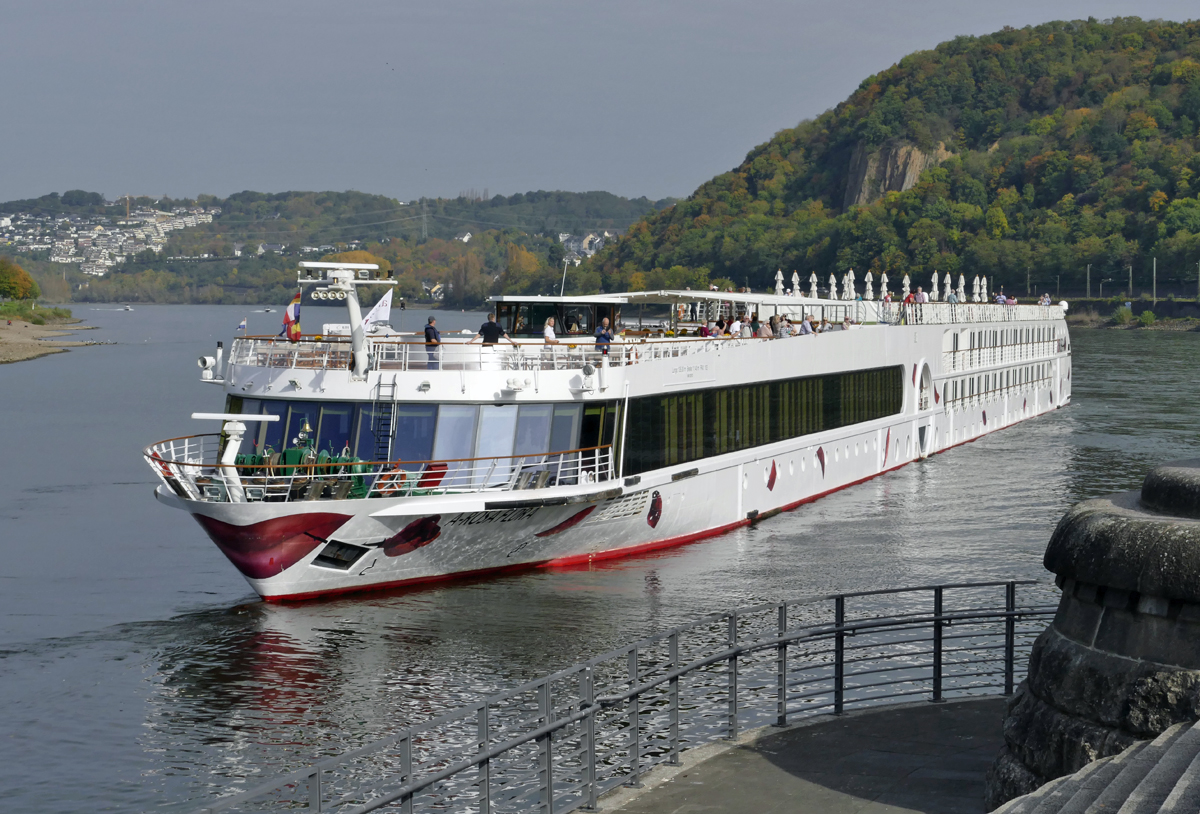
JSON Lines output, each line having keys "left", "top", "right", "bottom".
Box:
{"left": 623, "top": 366, "right": 904, "bottom": 476}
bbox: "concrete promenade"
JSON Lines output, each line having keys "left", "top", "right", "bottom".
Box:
{"left": 607, "top": 696, "right": 1006, "bottom": 814}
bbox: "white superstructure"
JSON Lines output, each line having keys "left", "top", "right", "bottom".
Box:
{"left": 145, "top": 263, "right": 1072, "bottom": 600}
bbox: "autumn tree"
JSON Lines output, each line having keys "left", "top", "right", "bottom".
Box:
{"left": 0, "top": 257, "right": 40, "bottom": 300}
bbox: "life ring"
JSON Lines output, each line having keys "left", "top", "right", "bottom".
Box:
{"left": 375, "top": 469, "right": 407, "bottom": 497}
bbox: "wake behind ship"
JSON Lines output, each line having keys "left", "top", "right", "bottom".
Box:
{"left": 145, "top": 262, "right": 1071, "bottom": 600}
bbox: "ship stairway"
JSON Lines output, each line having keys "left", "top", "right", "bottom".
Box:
{"left": 372, "top": 375, "right": 397, "bottom": 462}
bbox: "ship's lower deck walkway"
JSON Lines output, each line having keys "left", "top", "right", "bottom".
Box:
{"left": 607, "top": 696, "right": 1005, "bottom": 814}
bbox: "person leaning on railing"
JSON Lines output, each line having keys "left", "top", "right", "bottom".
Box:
{"left": 469, "top": 313, "right": 516, "bottom": 347}
{"left": 424, "top": 316, "right": 441, "bottom": 370}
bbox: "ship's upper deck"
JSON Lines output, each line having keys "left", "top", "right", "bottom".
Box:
{"left": 227, "top": 296, "right": 1066, "bottom": 375}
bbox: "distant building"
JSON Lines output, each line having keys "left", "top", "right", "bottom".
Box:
{"left": 454, "top": 231, "right": 472, "bottom": 243}
{"left": 257, "top": 243, "right": 286, "bottom": 255}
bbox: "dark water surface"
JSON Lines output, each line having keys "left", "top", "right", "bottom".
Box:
{"left": 1, "top": 309, "right": 1197, "bottom": 812}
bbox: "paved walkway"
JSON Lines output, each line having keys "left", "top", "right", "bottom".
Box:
{"left": 610, "top": 697, "right": 1007, "bottom": 814}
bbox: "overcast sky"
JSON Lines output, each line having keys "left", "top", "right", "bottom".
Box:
{"left": 3, "top": 1, "right": 1198, "bottom": 203}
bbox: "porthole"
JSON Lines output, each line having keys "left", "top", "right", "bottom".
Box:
{"left": 801, "top": 457, "right": 806, "bottom": 472}
{"left": 854, "top": 442, "right": 860, "bottom": 456}
{"left": 743, "top": 472, "right": 748, "bottom": 489}
{"left": 834, "top": 447, "right": 840, "bottom": 462}
{"left": 789, "top": 460, "right": 795, "bottom": 476}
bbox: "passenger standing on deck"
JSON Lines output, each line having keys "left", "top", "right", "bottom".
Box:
{"left": 469, "top": 313, "right": 516, "bottom": 346}
{"left": 729, "top": 316, "right": 742, "bottom": 336}
{"left": 914, "top": 286, "right": 929, "bottom": 304}
{"left": 594, "top": 317, "right": 614, "bottom": 355}
{"left": 543, "top": 317, "right": 560, "bottom": 344}
{"left": 424, "top": 316, "right": 441, "bottom": 370}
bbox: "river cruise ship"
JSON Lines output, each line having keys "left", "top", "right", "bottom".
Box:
{"left": 145, "top": 262, "right": 1072, "bottom": 600}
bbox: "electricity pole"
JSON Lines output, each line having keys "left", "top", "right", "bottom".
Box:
{"left": 1128, "top": 265, "right": 1133, "bottom": 298}
{"left": 421, "top": 201, "right": 428, "bottom": 240}
{"left": 560, "top": 257, "right": 570, "bottom": 296}
{"left": 1086, "top": 264, "right": 1091, "bottom": 298}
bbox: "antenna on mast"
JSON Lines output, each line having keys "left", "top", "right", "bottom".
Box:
{"left": 421, "top": 200, "right": 428, "bottom": 240}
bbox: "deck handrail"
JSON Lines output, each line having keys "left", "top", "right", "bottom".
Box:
{"left": 190, "top": 580, "right": 1056, "bottom": 814}
{"left": 144, "top": 435, "right": 613, "bottom": 470}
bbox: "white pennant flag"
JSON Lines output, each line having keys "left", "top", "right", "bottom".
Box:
{"left": 362, "top": 289, "right": 393, "bottom": 331}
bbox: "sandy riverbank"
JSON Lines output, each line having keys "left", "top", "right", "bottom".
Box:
{"left": 0, "top": 317, "right": 100, "bottom": 364}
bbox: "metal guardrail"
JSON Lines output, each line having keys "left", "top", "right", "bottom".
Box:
{"left": 223, "top": 304, "right": 1064, "bottom": 374}
{"left": 145, "top": 435, "right": 616, "bottom": 503}
{"left": 193, "top": 581, "right": 1055, "bottom": 814}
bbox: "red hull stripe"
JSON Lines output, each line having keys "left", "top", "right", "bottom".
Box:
{"left": 262, "top": 404, "right": 1061, "bottom": 603}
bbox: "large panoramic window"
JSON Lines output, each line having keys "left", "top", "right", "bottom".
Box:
{"left": 623, "top": 366, "right": 904, "bottom": 476}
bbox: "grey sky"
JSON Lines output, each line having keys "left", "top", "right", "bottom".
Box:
{"left": 4, "top": 1, "right": 1198, "bottom": 203}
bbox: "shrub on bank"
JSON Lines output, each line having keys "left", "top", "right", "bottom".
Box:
{"left": 1112, "top": 306, "right": 1133, "bottom": 325}
{"left": 1139, "top": 310, "right": 1157, "bottom": 327}
{"left": 0, "top": 301, "right": 73, "bottom": 323}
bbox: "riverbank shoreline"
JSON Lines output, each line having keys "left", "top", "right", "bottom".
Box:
{"left": 0, "top": 317, "right": 98, "bottom": 364}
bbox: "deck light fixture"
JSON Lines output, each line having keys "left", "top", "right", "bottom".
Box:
{"left": 418, "top": 381, "right": 431, "bottom": 392}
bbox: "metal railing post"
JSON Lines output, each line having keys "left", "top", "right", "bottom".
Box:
{"left": 834, "top": 596, "right": 845, "bottom": 714}
{"left": 539, "top": 681, "right": 553, "bottom": 814}
{"left": 669, "top": 633, "right": 681, "bottom": 765}
{"left": 727, "top": 613, "right": 739, "bottom": 739}
{"left": 400, "top": 730, "right": 413, "bottom": 814}
{"left": 478, "top": 702, "right": 491, "bottom": 814}
{"left": 307, "top": 767, "right": 321, "bottom": 812}
{"left": 1005, "top": 582, "right": 1017, "bottom": 695}
{"left": 627, "top": 648, "right": 642, "bottom": 787}
{"left": 933, "top": 587, "right": 944, "bottom": 702}
{"left": 776, "top": 604, "right": 788, "bottom": 726}
{"left": 585, "top": 668, "right": 598, "bottom": 810}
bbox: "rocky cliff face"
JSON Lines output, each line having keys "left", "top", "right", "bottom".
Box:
{"left": 842, "top": 141, "right": 953, "bottom": 210}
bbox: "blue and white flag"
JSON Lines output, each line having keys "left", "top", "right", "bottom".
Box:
{"left": 237, "top": 317, "right": 247, "bottom": 332}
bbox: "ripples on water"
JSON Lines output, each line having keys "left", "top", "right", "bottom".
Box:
{"left": 1, "top": 315, "right": 1198, "bottom": 812}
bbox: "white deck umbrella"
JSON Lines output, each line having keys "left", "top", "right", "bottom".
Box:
{"left": 944, "top": 272, "right": 953, "bottom": 299}
{"left": 901, "top": 274, "right": 911, "bottom": 298}
{"left": 845, "top": 268, "right": 856, "bottom": 300}
{"left": 864, "top": 271, "right": 874, "bottom": 300}
{"left": 971, "top": 275, "right": 980, "bottom": 302}
{"left": 791, "top": 271, "right": 800, "bottom": 296}
{"left": 880, "top": 272, "right": 890, "bottom": 299}
{"left": 828, "top": 273, "right": 839, "bottom": 300}
{"left": 809, "top": 272, "right": 819, "bottom": 299}
{"left": 930, "top": 271, "right": 940, "bottom": 302}
{"left": 981, "top": 276, "right": 989, "bottom": 302}
{"left": 774, "top": 269, "right": 785, "bottom": 296}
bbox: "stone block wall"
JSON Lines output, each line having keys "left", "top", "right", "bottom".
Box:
{"left": 985, "top": 459, "right": 1200, "bottom": 809}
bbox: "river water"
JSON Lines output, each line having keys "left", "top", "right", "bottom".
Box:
{"left": 1, "top": 306, "right": 1197, "bottom": 812}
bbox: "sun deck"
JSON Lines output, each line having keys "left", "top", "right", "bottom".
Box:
{"left": 227, "top": 302, "right": 1064, "bottom": 374}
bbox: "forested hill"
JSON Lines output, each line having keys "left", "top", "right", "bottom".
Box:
{"left": 589, "top": 17, "right": 1200, "bottom": 297}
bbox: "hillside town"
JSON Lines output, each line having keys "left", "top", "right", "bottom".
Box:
{"left": 0, "top": 205, "right": 219, "bottom": 277}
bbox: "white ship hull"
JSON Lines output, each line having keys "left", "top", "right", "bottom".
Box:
{"left": 150, "top": 301, "right": 1071, "bottom": 601}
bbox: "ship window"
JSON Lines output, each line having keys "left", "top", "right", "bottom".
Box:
{"left": 283, "top": 402, "right": 319, "bottom": 448}
{"left": 318, "top": 404, "right": 354, "bottom": 457}
{"left": 433, "top": 405, "right": 478, "bottom": 487}
{"left": 355, "top": 405, "right": 389, "bottom": 463}
{"left": 623, "top": 365, "right": 903, "bottom": 477}
{"left": 512, "top": 303, "right": 558, "bottom": 336}
{"left": 514, "top": 404, "right": 553, "bottom": 456}
{"left": 393, "top": 404, "right": 437, "bottom": 467}
{"left": 562, "top": 307, "right": 593, "bottom": 336}
{"left": 476, "top": 405, "right": 519, "bottom": 486}
{"left": 549, "top": 404, "right": 582, "bottom": 453}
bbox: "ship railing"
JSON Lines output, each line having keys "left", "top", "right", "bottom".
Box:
{"left": 941, "top": 338, "right": 1063, "bottom": 372}
{"left": 143, "top": 435, "right": 616, "bottom": 503}
{"left": 887, "top": 302, "right": 1064, "bottom": 326}
{"left": 228, "top": 334, "right": 775, "bottom": 373}
{"left": 189, "top": 580, "right": 1057, "bottom": 814}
